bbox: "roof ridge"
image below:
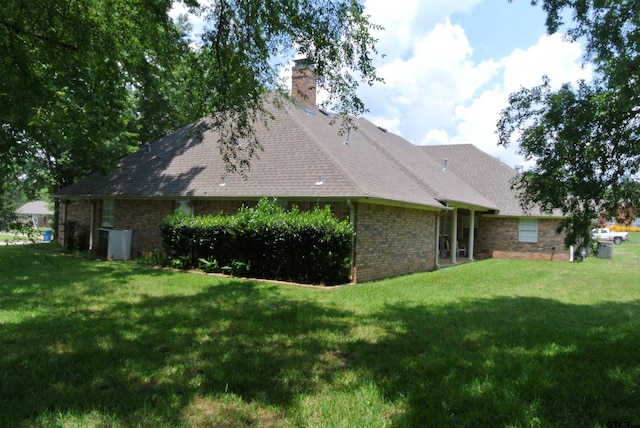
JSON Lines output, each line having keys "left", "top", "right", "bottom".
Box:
{"left": 426, "top": 143, "right": 517, "bottom": 171}
{"left": 354, "top": 120, "right": 446, "bottom": 201}
{"left": 283, "top": 102, "right": 367, "bottom": 197}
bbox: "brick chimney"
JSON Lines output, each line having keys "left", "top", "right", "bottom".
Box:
{"left": 291, "top": 58, "right": 316, "bottom": 111}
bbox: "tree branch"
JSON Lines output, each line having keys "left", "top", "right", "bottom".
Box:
{"left": 0, "top": 20, "right": 79, "bottom": 51}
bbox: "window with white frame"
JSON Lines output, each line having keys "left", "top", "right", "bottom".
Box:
{"left": 175, "top": 199, "right": 193, "bottom": 215}
{"left": 519, "top": 218, "right": 538, "bottom": 243}
{"left": 101, "top": 199, "right": 114, "bottom": 227}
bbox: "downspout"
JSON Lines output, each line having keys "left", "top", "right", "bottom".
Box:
{"left": 347, "top": 199, "right": 356, "bottom": 282}
{"left": 89, "top": 199, "right": 95, "bottom": 251}
{"left": 53, "top": 198, "right": 60, "bottom": 243}
{"left": 61, "top": 200, "right": 68, "bottom": 247}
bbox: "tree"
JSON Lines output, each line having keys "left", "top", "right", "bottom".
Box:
{"left": 180, "top": 0, "right": 382, "bottom": 175}
{"left": 498, "top": 0, "right": 640, "bottom": 249}
{"left": 1, "top": 1, "right": 194, "bottom": 204}
{"left": 1, "top": 0, "right": 381, "bottom": 219}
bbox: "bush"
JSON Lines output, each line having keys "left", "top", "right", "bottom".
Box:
{"left": 159, "top": 198, "right": 354, "bottom": 285}
{"left": 610, "top": 224, "right": 640, "bottom": 233}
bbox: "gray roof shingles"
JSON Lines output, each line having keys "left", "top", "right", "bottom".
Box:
{"left": 55, "top": 97, "right": 540, "bottom": 215}
{"left": 420, "top": 144, "right": 559, "bottom": 216}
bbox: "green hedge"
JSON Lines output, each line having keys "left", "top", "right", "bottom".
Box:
{"left": 159, "top": 198, "right": 354, "bottom": 285}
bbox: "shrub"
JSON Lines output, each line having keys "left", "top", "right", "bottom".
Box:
{"left": 159, "top": 198, "right": 354, "bottom": 285}
{"left": 610, "top": 224, "right": 640, "bottom": 233}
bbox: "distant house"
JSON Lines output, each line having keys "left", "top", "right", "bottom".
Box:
{"left": 54, "top": 63, "right": 568, "bottom": 282}
{"left": 15, "top": 201, "right": 53, "bottom": 228}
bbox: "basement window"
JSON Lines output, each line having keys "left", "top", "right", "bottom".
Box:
{"left": 519, "top": 218, "right": 538, "bottom": 243}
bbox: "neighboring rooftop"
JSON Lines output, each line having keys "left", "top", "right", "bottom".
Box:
{"left": 16, "top": 201, "right": 53, "bottom": 216}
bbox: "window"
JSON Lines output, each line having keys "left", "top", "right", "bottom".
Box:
{"left": 519, "top": 218, "right": 538, "bottom": 243}
{"left": 175, "top": 199, "right": 193, "bottom": 216}
{"left": 101, "top": 199, "right": 114, "bottom": 227}
{"left": 277, "top": 200, "right": 289, "bottom": 210}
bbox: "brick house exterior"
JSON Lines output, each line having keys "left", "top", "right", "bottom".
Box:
{"left": 59, "top": 197, "right": 443, "bottom": 283}
{"left": 54, "top": 64, "right": 568, "bottom": 283}
{"left": 476, "top": 217, "right": 568, "bottom": 262}
{"left": 352, "top": 203, "right": 438, "bottom": 281}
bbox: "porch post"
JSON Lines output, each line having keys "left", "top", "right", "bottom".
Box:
{"left": 469, "top": 209, "right": 475, "bottom": 261}
{"left": 435, "top": 212, "right": 441, "bottom": 268}
{"left": 451, "top": 208, "right": 458, "bottom": 265}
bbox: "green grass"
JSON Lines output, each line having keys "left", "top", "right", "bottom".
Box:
{"left": 1, "top": 236, "right": 640, "bottom": 427}
{"left": 0, "top": 231, "right": 25, "bottom": 241}
{"left": 0, "top": 228, "right": 50, "bottom": 242}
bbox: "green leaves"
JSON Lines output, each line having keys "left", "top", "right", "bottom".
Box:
{"left": 500, "top": 0, "right": 640, "bottom": 248}
{"left": 160, "top": 198, "right": 354, "bottom": 285}
{"left": 1, "top": 0, "right": 381, "bottom": 219}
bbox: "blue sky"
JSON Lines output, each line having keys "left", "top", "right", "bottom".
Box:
{"left": 357, "top": 0, "right": 592, "bottom": 169}
{"left": 171, "top": 0, "right": 592, "bottom": 169}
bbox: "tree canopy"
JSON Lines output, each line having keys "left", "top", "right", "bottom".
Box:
{"left": 1, "top": 0, "right": 381, "bottom": 221}
{"left": 498, "top": 0, "right": 640, "bottom": 249}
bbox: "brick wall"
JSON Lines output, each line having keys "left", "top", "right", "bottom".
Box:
{"left": 353, "top": 202, "right": 437, "bottom": 282}
{"left": 60, "top": 197, "right": 568, "bottom": 276}
{"left": 58, "top": 199, "right": 96, "bottom": 247}
{"left": 476, "top": 216, "right": 569, "bottom": 262}
{"left": 61, "top": 197, "right": 353, "bottom": 259}
{"left": 113, "top": 199, "right": 173, "bottom": 257}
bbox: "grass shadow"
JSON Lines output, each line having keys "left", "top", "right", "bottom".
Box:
{"left": 0, "top": 277, "right": 354, "bottom": 426}
{"left": 344, "top": 297, "right": 640, "bottom": 426}
{"left": 3, "top": 245, "right": 640, "bottom": 426}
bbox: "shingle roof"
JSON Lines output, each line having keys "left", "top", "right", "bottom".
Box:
{"left": 350, "top": 118, "right": 497, "bottom": 210}
{"left": 420, "top": 144, "right": 559, "bottom": 216}
{"left": 16, "top": 201, "right": 53, "bottom": 215}
{"left": 54, "top": 97, "right": 522, "bottom": 214}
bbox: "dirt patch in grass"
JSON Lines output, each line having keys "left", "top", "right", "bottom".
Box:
{"left": 181, "top": 396, "right": 290, "bottom": 428}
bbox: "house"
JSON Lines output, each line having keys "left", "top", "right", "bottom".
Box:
{"left": 54, "top": 63, "right": 568, "bottom": 282}
{"left": 15, "top": 201, "right": 53, "bottom": 228}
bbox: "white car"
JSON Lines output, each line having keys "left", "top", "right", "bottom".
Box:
{"left": 591, "top": 228, "right": 629, "bottom": 245}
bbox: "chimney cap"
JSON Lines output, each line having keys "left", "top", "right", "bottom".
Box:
{"left": 293, "top": 58, "right": 313, "bottom": 69}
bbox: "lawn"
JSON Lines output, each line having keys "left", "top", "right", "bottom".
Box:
{"left": 0, "top": 229, "right": 49, "bottom": 242}
{"left": 1, "top": 237, "right": 639, "bottom": 427}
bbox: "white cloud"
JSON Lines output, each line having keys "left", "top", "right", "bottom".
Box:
{"left": 365, "top": 0, "right": 484, "bottom": 64}
{"left": 361, "top": 18, "right": 500, "bottom": 142}
{"left": 501, "top": 33, "right": 590, "bottom": 92}
{"left": 364, "top": 0, "right": 420, "bottom": 56}
{"left": 450, "top": 33, "right": 592, "bottom": 167}
{"left": 360, "top": 0, "right": 592, "bottom": 167}
{"left": 367, "top": 115, "right": 403, "bottom": 136}
{"left": 421, "top": 129, "right": 450, "bottom": 146}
